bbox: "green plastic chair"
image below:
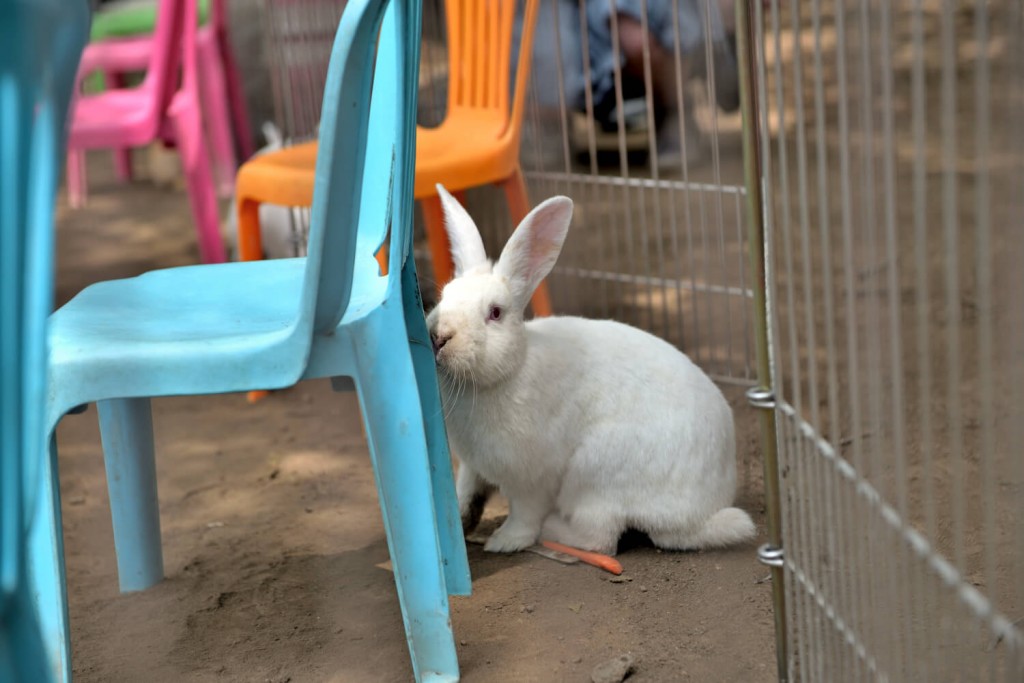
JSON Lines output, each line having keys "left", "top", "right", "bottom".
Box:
{"left": 90, "top": 0, "right": 210, "bottom": 40}
{"left": 82, "top": 0, "right": 209, "bottom": 93}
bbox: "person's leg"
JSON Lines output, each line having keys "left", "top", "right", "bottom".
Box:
{"left": 613, "top": 9, "right": 701, "bottom": 170}
{"left": 614, "top": 13, "right": 689, "bottom": 115}
{"left": 718, "top": 0, "right": 737, "bottom": 34}
{"left": 622, "top": 0, "right": 741, "bottom": 117}
{"left": 666, "top": 0, "right": 740, "bottom": 113}
{"left": 585, "top": 0, "right": 703, "bottom": 168}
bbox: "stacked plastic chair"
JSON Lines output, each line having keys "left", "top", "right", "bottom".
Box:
{"left": 64, "top": 0, "right": 227, "bottom": 263}
{"left": 71, "top": 0, "right": 252, "bottom": 199}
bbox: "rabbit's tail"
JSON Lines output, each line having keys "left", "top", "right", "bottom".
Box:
{"left": 694, "top": 507, "right": 757, "bottom": 548}
{"left": 650, "top": 507, "right": 756, "bottom": 551}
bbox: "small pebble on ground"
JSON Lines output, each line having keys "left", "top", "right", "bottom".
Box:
{"left": 591, "top": 653, "right": 636, "bottom": 683}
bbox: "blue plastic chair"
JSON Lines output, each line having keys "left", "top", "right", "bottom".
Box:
{"left": 1, "top": 0, "right": 89, "bottom": 681}
{"left": 37, "top": 0, "right": 471, "bottom": 680}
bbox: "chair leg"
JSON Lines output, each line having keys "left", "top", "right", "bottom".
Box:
{"left": 399, "top": 257, "right": 471, "bottom": 597}
{"left": 420, "top": 195, "right": 453, "bottom": 297}
{"left": 5, "top": 584, "right": 53, "bottom": 683}
{"left": 499, "top": 168, "right": 553, "bottom": 317}
{"left": 97, "top": 399, "right": 164, "bottom": 593}
{"left": 169, "top": 93, "right": 227, "bottom": 264}
{"left": 216, "top": 27, "right": 254, "bottom": 159}
{"left": 26, "top": 432, "right": 71, "bottom": 683}
{"left": 237, "top": 196, "right": 263, "bottom": 261}
{"left": 65, "top": 149, "right": 86, "bottom": 208}
{"left": 237, "top": 196, "right": 271, "bottom": 403}
{"left": 354, "top": 311, "right": 461, "bottom": 682}
{"left": 197, "top": 36, "right": 237, "bottom": 196}
{"left": 103, "top": 71, "right": 133, "bottom": 183}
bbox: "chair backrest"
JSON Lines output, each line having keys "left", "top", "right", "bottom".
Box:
{"left": 143, "top": 0, "right": 197, "bottom": 110}
{"left": 209, "top": 0, "right": 225, "bottom": 33}
{"left": 444, "top": 0, "right": 539, "bottom": 140}
{"left": 0, "top": 0, "right": 88, "bottom": 678}
{"left": 176, "top": 0, "right": 201, "bottom": 98}
{"left": 298, "top": 0, "right": 421, "bottom": 333}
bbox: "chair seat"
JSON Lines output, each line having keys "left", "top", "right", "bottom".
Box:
{"left": 68, "top": 86, "right": 162, "bottom": 148}
{"left": 47, "top": 255, "right": 384, "bottom": 411}
{"left": 235, "top": 139, "right": 319, "bottom": 207}
{"left": 237, "top": 111, "right": 519, "bottom": 207}
{"left": 50, "top": 259, "right": 302, "bottom": 390}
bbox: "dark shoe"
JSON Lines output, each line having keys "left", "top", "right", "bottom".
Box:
{"left": 712, "top": 34, "right": 741, "bottom": 113}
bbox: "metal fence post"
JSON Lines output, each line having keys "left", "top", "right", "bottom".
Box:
{"left": 735, "top": 1, "right": 787, "bottom": 680}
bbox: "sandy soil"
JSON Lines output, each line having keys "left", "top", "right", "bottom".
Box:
{"left": 54, "top": 155, "right": 776, "bottom": 682}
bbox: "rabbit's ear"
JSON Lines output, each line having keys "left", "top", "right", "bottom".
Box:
{"left": 495, "top": 196, "right": 573, "bottom": 309}
{"left": 437, "top": 184, "right": 488, "bottom": 277}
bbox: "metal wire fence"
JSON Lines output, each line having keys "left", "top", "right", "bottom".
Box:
{"left": 755, "top": 0, "right": 1024, "bottom": 679}
{"left": 453, "top": 0, "right": 757, "bottom": 384}
{"left": 256, "top": 0, "right": 754, "bottom": 384}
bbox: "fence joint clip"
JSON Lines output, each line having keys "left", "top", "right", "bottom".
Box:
{"left": 746, "top": 386, "right": 776, "bottom": 410}
{"left": 758, "top": 544, "right": 784, "bottom": 568}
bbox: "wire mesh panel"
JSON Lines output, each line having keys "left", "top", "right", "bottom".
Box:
{"left": 415, "top": 0, "right": 756, "bottom": 384}
{"left": 260, "top": 0, "right": 347, "bottom": 141}
{"left": 756, "top": 0, "right": 1024, "bottom": 679}
{"left": 255, "top": 0, "right": 754, "bottom": 386}
{"left": 518, "top": 0, "right": 755, "bottom": 383}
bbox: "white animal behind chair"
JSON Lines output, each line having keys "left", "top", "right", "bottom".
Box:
{"left": 222, "top": 122, "right": 302, "bottom": 260}
{"left": 426, "top": 184, "right": 756, "bottom": 555}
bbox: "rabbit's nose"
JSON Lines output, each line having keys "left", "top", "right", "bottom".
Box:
{"left": 431, "top": 331, "right": 453, "bottom": 355}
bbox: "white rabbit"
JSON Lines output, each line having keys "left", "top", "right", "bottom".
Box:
{"left": 426, "top": 184, "right": 755, "bottom": 555}
{"left": 222, "top": 122, "right": 302, "bottom": 260}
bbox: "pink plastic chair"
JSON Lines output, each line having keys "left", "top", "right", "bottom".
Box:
{"left": 69, "top": 0, "right": 252, "bottom": 199}
{"left": 66, "top": 0, "right": 227, "bottom": 263}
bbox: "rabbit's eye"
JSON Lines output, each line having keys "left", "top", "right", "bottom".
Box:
{"left": 488, "top": 306, "right": 503, "bottom": 322}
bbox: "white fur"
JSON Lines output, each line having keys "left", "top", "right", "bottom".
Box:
{"left": 437, "top": 185, "right": 488, "bottom": 277}
{"left": 427, "top": 186, "right": 756, "bottom": 555}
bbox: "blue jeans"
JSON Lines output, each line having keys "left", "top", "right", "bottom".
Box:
{"left": 587, "top": 0, "right": 727, "bottom": 112}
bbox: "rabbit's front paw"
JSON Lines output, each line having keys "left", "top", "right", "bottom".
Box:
{"left": 484, "top": 522, "right": 538, "bottom": 553}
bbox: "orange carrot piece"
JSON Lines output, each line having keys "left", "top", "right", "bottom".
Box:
{"left": 541, "top": 541, "right": 624, "bottom": 575}
{"left": 247, "top": 389, "right": 270, "bottom": 403}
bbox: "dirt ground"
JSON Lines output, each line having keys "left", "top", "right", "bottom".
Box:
{"left": 54, "top": 155, "right": 776, "bottom": 682}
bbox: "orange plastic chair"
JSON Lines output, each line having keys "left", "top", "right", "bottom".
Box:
{"left": 235, "top": 0, "right": 546, "bottom": 310}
